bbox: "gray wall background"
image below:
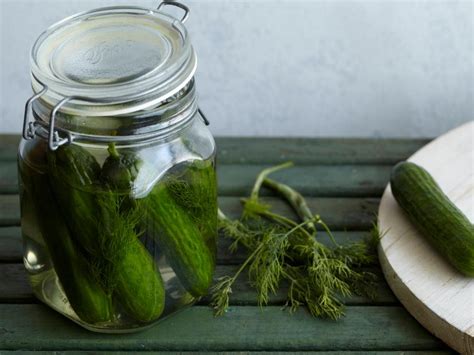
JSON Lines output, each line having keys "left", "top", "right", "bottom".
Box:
{"left": 0, "top": 0, "right": 472, "bottom": 137}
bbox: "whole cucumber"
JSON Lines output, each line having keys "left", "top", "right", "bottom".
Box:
{"left": 19, "top": 143, "right": 112, "bottom": 324}
{"left": 391, "top": 161, "right": 474, "bottom": 277}
{"left": 47, "top": 144, "right": 102, "bottom": 255}
{"left": 166, "top": 161, "right": 218, "bottom": 256}
{"left": 143, "top": 181, "right": 215, "bottom": 296}
{"left": 113, "top": 235, "right": 165, "bottom": 322}
{"left": 100, "top": 144, "right": 166, "bottom": 322}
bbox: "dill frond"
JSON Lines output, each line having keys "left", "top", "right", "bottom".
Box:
{"left": 218, "top": 208, "right": 257, "bottom": 250}
{"left": 210, "top": 239, "right": 267, "bottom": 315}
{"left": 248, "top": 229, "right": 289, "bottom": 306}
{"left": 91, "top": 192, "right": 143, "bottom": 293}
{"left": 210, "top": 276, "right": 233, "bottom": 316}
{"left": 213, "top": 163, "right": 381, "bottom": 320}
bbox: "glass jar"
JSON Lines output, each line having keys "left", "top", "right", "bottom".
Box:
{"left": 18, "top": 2, "right": 217, "bottom": 333}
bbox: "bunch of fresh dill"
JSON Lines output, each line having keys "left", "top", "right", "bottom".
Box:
{"left": 211, "top": 162, "right": 380, "bottom": 320}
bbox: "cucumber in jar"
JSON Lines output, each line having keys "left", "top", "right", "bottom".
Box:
{"left": 99, "top": 143, "right": 165, "bottom": 322}
{"left": 166, "top": 160, "right": 218, "bottom": 256}
{"left": 47, "top": 143, "right": 165, "bottom": 323}
{"left": 47, "top": 144, "right": 103, "bottom": 255}
{"left": 100, "top": 144, "right": 216, "bottom": 298}
{"left": 142, "top": 161, "right": 216, "bottom": 297}
{"left": 20, "top": 142, "right": 113, "bottom": 324}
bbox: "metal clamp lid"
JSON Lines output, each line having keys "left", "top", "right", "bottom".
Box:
{"left": 23, "top": 1, "right": 209, "bottom": 151}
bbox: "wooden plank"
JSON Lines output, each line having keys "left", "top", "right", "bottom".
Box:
{"left": 0, "top": 161, "right": 17, "bottom": 194}
{"left": 0, "top": 264, "right": 31, "bottom": 302}
{"left": 1, "top": 228, "right": 375, "bottom": 266}
{"left": 0, "top": 351, "right": 456, "bottom": 355}
{"left": 0, "top": 135, "right": 19, "bottom": 161}
{"left": 0, "top": 227, "right": 374, "bottom": 264}
{"left": 0, "top": 163, "right": 391, "bottom": 197}
{"left": 217, "top": 164, "right": 391, "bottom": 197}
{"left": 0, "top": 196, "right": 378, "bottom": 229}
{"left": 0, "top": 195, "right": 19, "bottom": 226}
{"left": 0, "top": 227, "right": 23, "bottom": 262}
{"left": 0, "top": 263, "right": 396, "bottom": 305}
{"left": 0, "top": 135, "right": 429, "bottom": 164}
{"left": 219, "top": 196, "right": 379, "bottom": 230}
{"left": 215, "top": 137, "right": 429, "bottom": 165}
{"left": 0, "top": 304, "right": 444, "bottom": 351}
{"left": 207, "top": 266, "right": 397, "bottom": 306}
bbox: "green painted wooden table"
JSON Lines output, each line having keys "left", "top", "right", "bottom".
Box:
{"left": 0, "top": 135, "right": 455, "bottom": 354}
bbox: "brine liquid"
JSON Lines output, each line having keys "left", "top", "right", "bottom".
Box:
{"left": 22, "top": 235, "right": 195, "bottom": 332}
{"left": 19, "top": 149, "right": 216, "bottom": 333}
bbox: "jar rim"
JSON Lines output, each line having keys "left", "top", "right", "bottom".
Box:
{"left": 30, "top": 5, "right": 197, "bottom": 117}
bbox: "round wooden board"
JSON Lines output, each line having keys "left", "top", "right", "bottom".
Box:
{"left": 378, "top": 121, "right": 474, "bottom": 354}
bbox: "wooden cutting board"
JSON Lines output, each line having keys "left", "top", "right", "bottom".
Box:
{"left": 378, "top": 121, "right": 474, "bottom": 354}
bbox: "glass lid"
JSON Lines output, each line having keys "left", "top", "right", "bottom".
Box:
{"left": 30, "top": 5, "right": 196, "bottom": 117}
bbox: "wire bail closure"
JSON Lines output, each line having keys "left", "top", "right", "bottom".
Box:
{"left": 23, "top": 92, "right": 210, "bottom": 151}
{"left": 22, "top": 86, "right": 75, "bottom": 151}
{"left": 198, "top": 108, "right": 209, "bottom": 126}
{"left": 22, "top": 85, "right": 47, "bottom": 141}
{"left": 157, "top": 1, "right": 190, "bottom": 23}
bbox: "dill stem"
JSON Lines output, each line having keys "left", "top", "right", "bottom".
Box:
{"left": 258, "top": 209, "right": 314, "bottom": 240}
{"left": 284, "top": 218, "right": 318, "bottom": 239}
{"left": 280, "top": 268, "right": 307, "bottom": 299}
{"left": 217, "top": 208, "right": 228, "bottom": 221}
{"left": 263, "top": 177, "right": 316, "bottom": 233}
{"left": 316, "top": 218, "right": 339, "bottom": 247}
{"left": 281, "top": 268, "right": 298, "bottom": 284}
{"left": 228, "top": 242, "right": 266, "bottom": 283}
{"left": 250, "top": 162, "right": 293, "bottom": 200}
{"left": 262, "top": 210, "right": 295, "bottom": 227}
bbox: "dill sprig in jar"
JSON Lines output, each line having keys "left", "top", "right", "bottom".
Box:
{"left": 18, "top": 1, "right": 217, "bottom": 333}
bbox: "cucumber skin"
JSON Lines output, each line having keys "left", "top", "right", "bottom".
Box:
{"left": 390, "top": 162, "right": 474, "bottom": 277}
{"left": 113, "top": 236, "right": 165, "bottom": 322}
{"left": 167, "top": 162, "right": 218, "bottom": 256}
{"left": 19, "top": 149, "right": 112, "bottom": 324}
{"left": 47, "top": 145, "right": 103, "bottom": 255}
{"left": 143, "top": 183, "right": 215, "bottom": 297}
{"left": 100, "top": 146, "right": 142, "bottom": 191}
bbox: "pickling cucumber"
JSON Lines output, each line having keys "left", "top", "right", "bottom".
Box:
{"left": 166, "top": 161, "right": 218, "bottom": 256}
{"left": 390, "top": 161, "right": 474, "bottom": 277}
{"left": 100, "top": 145, "right": 166, "bottom": 322}
{"left": 20, "top": 144, "right": 112, "bottom": 324}
{"left": 143, "top": 181, "right": 215, "bottom": 297}
{"left": 49, "top": 143, "right": 166, "bottom": 322}
{"left": 47, "top": 145, "right": 103, "bottom": 255}
{"left": 113, "top": 229, "right": 165, "bottom": 322}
